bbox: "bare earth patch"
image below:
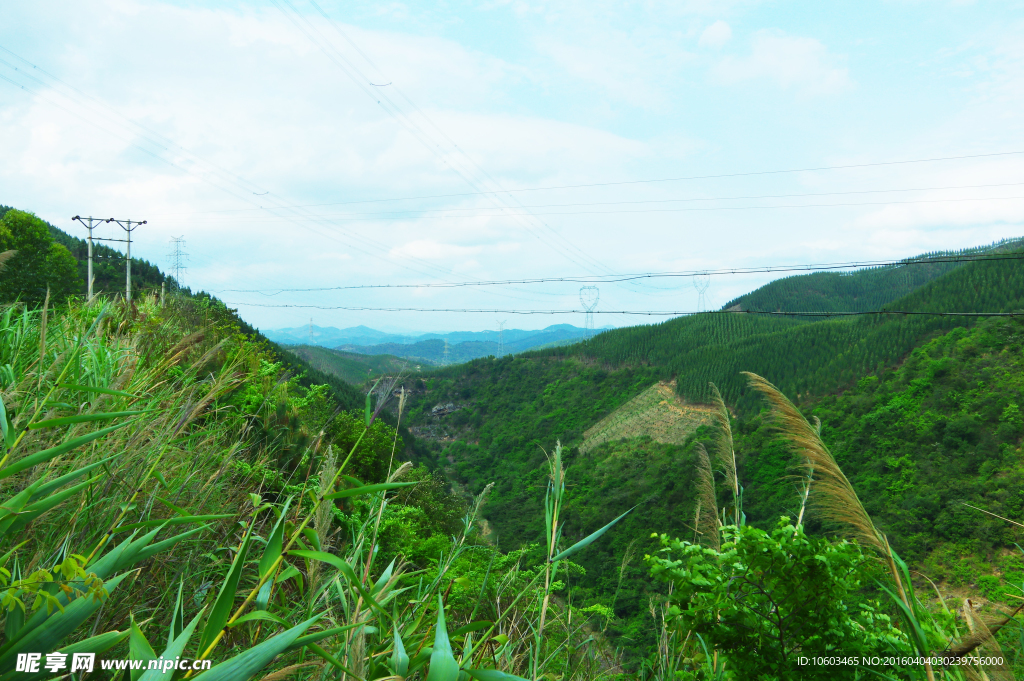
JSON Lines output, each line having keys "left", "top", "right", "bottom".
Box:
{"left": 579, "top": 380, "right": 715, "bottom": 454}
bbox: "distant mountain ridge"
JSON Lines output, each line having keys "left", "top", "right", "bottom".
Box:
{"left": 264, "top": 323, "right": 604, "bottom": 355}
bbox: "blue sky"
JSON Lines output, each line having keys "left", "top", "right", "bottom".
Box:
{"left": 1, "top": 0, "right": 1022, "bottom": 332}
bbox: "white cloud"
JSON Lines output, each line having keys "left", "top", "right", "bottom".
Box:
{"left": 713, "top": 30, "right": 851, "bottom": 95}
{"left": 699, "top": 21, "right": 732, "bottom": 49}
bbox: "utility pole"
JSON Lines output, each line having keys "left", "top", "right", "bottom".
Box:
{"left": 71, "top": 216, "right": 111, "bottom": 299}
{"left": 108, "top": 218, "right": 146, "bottom": 303}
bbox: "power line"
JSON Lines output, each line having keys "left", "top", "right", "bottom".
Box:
{"left": 220, "top": 302, "right": 1024, "bottom": 318}
{"left": 172, "top": 193, "right": 1024, "bottom": 224}
{"left": 156, "top": 151, "right": 1024, "bottom": 216}
{"left": 0, "top": 45, "right": 505, "bottom": 295}
{"left": 212, "top": 251, "right": 1024, "bottom": 294}
{"left": 271, "top": 1, "right": 672, "bottom": 287}
{"left": 165, "top": 180, "right": 1024, "bottom": 218}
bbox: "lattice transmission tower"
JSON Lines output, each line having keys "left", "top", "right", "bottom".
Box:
{"left": 497, "top": 320, "right": 507, "bottom": 358}
{"left": 580, "top": 286, "right": 599, "bottom": 339}
{"left": 167, "top": 236, "right": 188, "bottom": 291}
{"left": 693, "top": 272, "right": 711, "bottom": 313}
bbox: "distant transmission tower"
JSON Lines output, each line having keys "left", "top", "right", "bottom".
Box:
{"left": 580, "top": 286, "right": 599, "bottom": 339}
{"left": 167, "top": 236, "right": 188, "bottom": 291}
{"left": 497, "top": 320, "right": 507, "bottom": 358}
{"left": 309, "top": 318, "right": 313, "bottom": 345}
{"left": 693, "top": 272, "right": 711, "bottom": 312}
{"left": 442, "top": 339, "right": 450, "bottom": 366}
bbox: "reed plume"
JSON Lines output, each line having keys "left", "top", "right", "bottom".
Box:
{"left": 708, "top": 382, "right": 739, "bottom": 523}
{"left": 743, "top": 372, "right": 884, "bottom": 555}
{"left": 694, "top": 442, "right": 720, "bottom": 551}
{"left": 743, "top": 372, "right": 916, "bottom": 612}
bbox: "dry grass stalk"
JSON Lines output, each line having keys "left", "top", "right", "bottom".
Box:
{"left": 743, "top": 372, "right": 884, "bottom": 554}
{"left": 387, "top": 461, "right": 412, "bottom": 483}
{"left": 708, "top": 382, "right": 738, "bottom": 522}
{"left": 694, "top": 442, "right": 720, "bottom": 551}
{"left": 948, "top": 599, "right": 1024, "bottom": 672}
{"left": 255, "top": 663, "right": 321, "bottom": 681}
{"left": 743, "top": 371, "right": 914, "bottom": 613}
{"left": 314, "top": 445, "right": 338, "bottom": 555}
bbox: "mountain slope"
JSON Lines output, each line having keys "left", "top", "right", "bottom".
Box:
{"left": 569, "top": 251, "right": 1024, "bottom": 413}
{"left": 725, "top": 236, "right": 1024, "bottom": 313}
{"left": 288, "top": 344, "right": 425, "bottom": 385}
{"left": 402, "top": 247, "right": 1024, "bottom": 654}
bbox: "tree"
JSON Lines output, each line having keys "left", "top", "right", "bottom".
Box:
{"left": 647, "top": 519, "right": 913, "bottom": 679}
{"left": 0, "top": 209, "right": 81, "bottom": 304}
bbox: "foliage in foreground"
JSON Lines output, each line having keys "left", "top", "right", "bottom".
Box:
{"left": 0, "top": 291, "right": 638, "bottom": 680}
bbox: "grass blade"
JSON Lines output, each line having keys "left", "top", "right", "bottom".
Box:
{"left": 28, "top": 410, "right": 151, "bottom": 430}
{"left": 192, "top": 616, "right": 319, "bottom": 681}
{"left": 464, "top": 670, "right": 531, "bottom": 681}
{"left": 58, "top": 383, "right": 137, "bottom": 398}
{"left": 323, "top": 482, "right": 418, "bottom": 500}
{"left": 259, "top": 496, "right": 292, "bottom": 580}
{"left": 550, "top": 506, "right": 636, "bottom": 562}
{"left": 288, "top": 550, "right": 391, "bottom": 619}
{"left": 198, "top": 522, "right": 253, "bottom": 656}
{"left": 0, "top": 420, "right": 135, "bottom": 481}
{"left": 426, "top": 595, "right": 460, "bottom": 681}
{"left": 129, "top": 619, "right": 158, "bottom": 681}
{"left": 139, "top": 607, "right": 205, "bottom": 681}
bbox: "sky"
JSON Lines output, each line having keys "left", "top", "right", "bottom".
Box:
{"left": 1, "top": 0, "right": 1023, "bottom": 333}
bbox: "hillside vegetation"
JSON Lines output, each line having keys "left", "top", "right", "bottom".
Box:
{"left": 3, "top": 199, "right": 1023, "bottom": 679}
{"left": 289, "top": 344, "right": 424, "bottom": 385}
{"left": 571, "top": 251, "right": 1024, "bottom": 412}
{"left": 725, "top": 237, "right": 1024, "bottom": 313}
{"left": 404, "top": 246, "right": 1024, "bottom": 666}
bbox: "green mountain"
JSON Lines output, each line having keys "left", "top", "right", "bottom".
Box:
{"left": 402, "top": 244, "right": 1024, "bottom": 655}
{"left": 10, "top": 197, "right": 1024, "bottom": 675}
{"left": 288, "top": 344, "right": 427, "bottom": 385}
{"left": 571, "top": 248, "right": 1024, "bottom": 413}
{"left": 725, "top": 237, "right": 1024, "bottom": 313}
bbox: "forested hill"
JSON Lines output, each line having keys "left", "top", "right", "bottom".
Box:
{"left": 0, "top": 205, "right": 368, "bottom": 416}
{"left": 724, "top": 236, "right": 1024, "bottom": 313}
{"left": 402, "top": 244, "right": 1024, "bottom": 653}
{"left": 556, "top": 249, "right": 1024, "bottom": 413}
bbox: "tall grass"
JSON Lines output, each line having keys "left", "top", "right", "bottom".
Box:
{"left": 0, "top": 293, "right": 638, "bottom": 681}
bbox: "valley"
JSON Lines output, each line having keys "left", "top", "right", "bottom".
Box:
{"left": 4, "top": 204, "right": 1024, "bottom": 678}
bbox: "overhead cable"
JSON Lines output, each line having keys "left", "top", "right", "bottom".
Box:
{"left": 159, "top": 150, "right": 1024, "bottom": 216}
{"left": 212, "top": 251, "right": 1024, "bottom": 294}
{"left": 221, "top": 302, "right": 1024, "bottom": 318}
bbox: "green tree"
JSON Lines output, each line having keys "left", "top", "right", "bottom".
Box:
{"left": 0, "top": 209, "right": 81, "bottom": 304}
{"left": 647, "top": 519, "right": 912, "bottom": 679}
